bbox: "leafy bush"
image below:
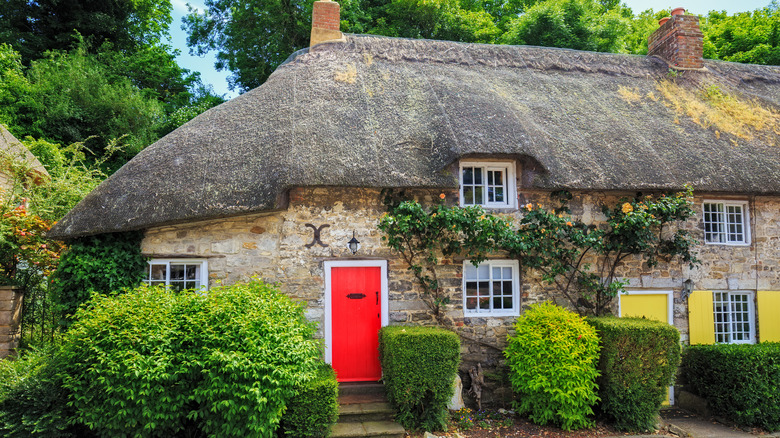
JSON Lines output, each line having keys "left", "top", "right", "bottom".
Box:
{"left": 681, "top": 343, "right": 780, "bottom": 431}
{"left": 505, "top": 302, "right": 600, "bottom": 430}
{"left": 0, "top": 346, "right": 78, "bottom": 437}
{"left": 49, "top": 231, "right": 146, "bottom": 324}
{"left": 587, "top": 317, "right": 680, "bottom": 431}
{"left": 60, "top": 280, "right": 323, "bottom": 437}
{"left": 379, "top": 326, "right": 460, "bottom": 431}
{"left": 279, "top": 362, "right": 339, "bottom": 437}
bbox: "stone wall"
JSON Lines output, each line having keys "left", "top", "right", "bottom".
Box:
{"left": 0, "top": 286, "right": 23, "bottom": 358}
{"left": 141, "top": 186, "right": 780, "bottom": 406}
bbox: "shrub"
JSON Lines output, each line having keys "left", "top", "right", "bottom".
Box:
{"left": 59, "top": 280, "right": 323, "bottom": 437}
{"left": 681, "top": 343, "right": 780, "bottom": 431}
{"left": 504, "top": 302, "right": 600, "bottom": 430}
{"left": 0, "top": 346, "right": 78, "bottom": 437}
{"left": 279, "top": 362, "right": 339, "bottom": 437}
{"left": 379, "top": 326, "right": 460, "bottom": 431}
{"left": 587, "top": 316, "right": 681, "bottom": 431}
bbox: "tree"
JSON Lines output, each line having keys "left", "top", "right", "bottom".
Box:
{"left": 701, "top": 4, "right": 780, "bottom": 65}
{"left": 501, "top": 0, "right": 630, "bottom": 53}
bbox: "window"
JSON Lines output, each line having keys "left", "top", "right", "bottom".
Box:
{"left": 462, "top": 260, "right": 520, "bottom": 316}
{"left": 459, "top": 161, "right": 516, "bottom": 208}
{"left": 713, "top": 291, "right": 755, "bottom": 344}
{"left": 703, "top": 201, "right": 749, "bottom": 245}
{"left": 144, "top": 259, "right": 208, "bottom": 291}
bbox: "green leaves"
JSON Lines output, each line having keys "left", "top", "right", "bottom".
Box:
{"left": 59, "top": 280, "right": 322, "bottom": 437}
{"left": 505, "top": 302, "right": 601, "bottom": 430}
{"left": 379, "top": 326, "right": 460, "bottom": 431}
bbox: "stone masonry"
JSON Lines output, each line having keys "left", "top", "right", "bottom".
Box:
{"left": 142, "top": 186, "right": 780, "bottom": 406}
{"left": 0, "top": 286, "right": 23, "bottom": 358}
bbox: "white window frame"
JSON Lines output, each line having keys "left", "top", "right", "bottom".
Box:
{"left": 144, "top": 259, "right": 209, "bottom": 291}
{"left": 702, "top": 200, "right": 750, "bottom": 246}
{"left": 462, "top": 260, "right": 520, "bottom": 317}
{"left": 459, "top": 161, "right": 517, "bottom": 208}
{"left": 713, "top": 290, "right": 755, "bottom": 344}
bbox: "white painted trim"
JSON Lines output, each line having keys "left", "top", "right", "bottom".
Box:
{"left": 323, "top": 260, "right": 389, "bottom": 365}
{"left": 713, "top": 290, "right": 756, "bottom": 345}
{"left": 145, "top": 259, "right": 209, "bottom": 290}
{"left": 619, "top": 290, "right": 674, "bottom": 326}
{"left": 702, "top": 199, "right": 751, "bottom": 246}
{"left": 459, "top": 160, "right": 517, "bottom": 209}
{"left": 619, "top": 289, "right": 675, "bottom": 405}
{"left": 462, "top": 260, "right": 521, "bottom": 317}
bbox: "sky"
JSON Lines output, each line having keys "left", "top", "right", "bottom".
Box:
{"left": 167, "top": 0, "right": 775, "bottom": 100}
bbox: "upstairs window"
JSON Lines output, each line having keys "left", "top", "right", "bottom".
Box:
{"left": 145, "top": 259, "right": 208, "bottom": 291}
{"left": 462, "top": 260, "right": 520, "bottom": 317}
{"left": 713, "top": 291, "right": 755, "bottom": 344}
{"left": 459, "top": 161, "right": 516, "bottom": 208}
{"left": 703, "top": 201, "right": 749, "bottom": 245}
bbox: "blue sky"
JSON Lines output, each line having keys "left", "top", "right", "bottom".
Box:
{"left": 168, "top": 0, "right": 774, "bottom": 100}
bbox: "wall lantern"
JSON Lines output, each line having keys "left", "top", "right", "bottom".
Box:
{"left": 681, "top": 278, "right": 693, "bottom": 301}
{"left": 347, "top": 231, "right": 361, "bottom": 255}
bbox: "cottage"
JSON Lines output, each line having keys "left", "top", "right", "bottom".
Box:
{"left": 0, "top": 125, "right": 49, "bottom": 358}
{"left": 49, "top": 3, "right": 780, "bottom": 404}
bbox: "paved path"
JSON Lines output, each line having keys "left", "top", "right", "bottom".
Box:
{"left": 655, "top": 408, "right": 778, "bottom": 438}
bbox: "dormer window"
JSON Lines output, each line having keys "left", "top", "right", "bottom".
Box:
{"left": 459, "top": 161, "right": 516, "bottom": 208}
{"left": 703, "top": 200, "right": 749, "bottom": 245}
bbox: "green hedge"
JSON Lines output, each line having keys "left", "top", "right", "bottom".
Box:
{"left": 379, "top": 326, "right": 460, "bottom": 431}
{"left": 681, "top": 343, "right": 780, "bottom": 431}
{"left": 0, "top": 346, "right": 76, "bottom": 438}
{"left": 279, "top": 362, "right": 339, "bottom": 437}
{"left": 587, "top": 317, "right": 680, "bottom": 431}
{"left": 505, "top": 302, "right": 601, "bottom": 431}
{"left": 60, "top": 280, "right": 323, "bottom": 437}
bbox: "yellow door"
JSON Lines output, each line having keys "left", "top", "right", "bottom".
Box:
{"left": 619, "top": 291, "right": 673, "bottom": 405}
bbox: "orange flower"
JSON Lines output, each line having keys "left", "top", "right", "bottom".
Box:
{"left": 566, "top": 221, "right": 573, "bottom": 226}
{"left": 622, "top": 203, "right": 633, "bottom": 214}
{"left": 439, "top": 193, "right": 446, "bottom": 199}
{"left": 524, "top": 203, "right": 533, "bottom": 211}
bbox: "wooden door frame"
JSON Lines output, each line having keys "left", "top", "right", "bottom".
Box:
{"left": 323, "top": 260, "right": 389, "bottom": 365}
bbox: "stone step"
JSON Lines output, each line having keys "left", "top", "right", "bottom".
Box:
{"left": 339, "top": 401, "right": 396, "bottom": 423}
{"left": 331, "top": 420, "right": 406, "bottom": 438}
{"left": 339, "top": 382, "right": 386, "bottom": 397}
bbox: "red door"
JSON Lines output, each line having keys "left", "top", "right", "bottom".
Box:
{"left": 332, "top": 266, "right": 382, "bottom": 382}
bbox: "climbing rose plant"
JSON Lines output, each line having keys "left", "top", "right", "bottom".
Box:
{"left": 378, "top": 187, "right": 698, "bottom": 317}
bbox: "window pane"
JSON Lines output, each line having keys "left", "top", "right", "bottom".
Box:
{"left": 474, "top": 186, "right": 483, "bottom": 205}
{"left": 465, "top": 264, "right": 478, "bottom": 280}
{"left": 503, "top": 297, "right": 513, "bottom": 308}
{"left": 473, "top": 168, "right": 482, "bottom": 184}
{"left": 503, "top": 267, "right": 512, "bottom": 279}
{"left": 466, "top": 297, "right": 477, "bottom": 309}
{"left": 492, "top": 267, "right": 501, "bottom": 279}
{"left": 170, "top": 264, "right": 185, "bottom": 280}
{"left": 463, "top": 168, "right": 473, "bottom": 185}
{"left": 494, "top": 187, "right": 504, "bottom": 203}
{"left": 186, "top": 265, "right": 199, "bottom": 280}
{"left": 502, "top": 281, "right": 513, "bottom": 295}
{"left": 185, "top": 281, "right": 197, "bottom": 289}
{"left": 479, "top": 296, "right": 489, "bottom": 309}
{"left": 170, "top": 282, "right": 185, "bottom": 292}
{"left": 465, "top": 281, "right": 478, "bottom": 297}
{"left": 477, "top": 264, "right": 489, "bottom": 279}
{"left": 150, "top": 264, "right": 167, "bottom": 281}
{"left": 463, "top": 187, "right": 475, "bottom": 205}
{"left": 493, "top": 296, "right": 502, "bottom": 309}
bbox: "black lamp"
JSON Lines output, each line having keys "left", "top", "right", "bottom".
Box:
{"left": 347, "top": 231, "right": 361, "bottom": 254}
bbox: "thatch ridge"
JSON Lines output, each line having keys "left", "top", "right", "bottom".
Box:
{"left": 49, "top": 34, "right": 780, "bottom": 239}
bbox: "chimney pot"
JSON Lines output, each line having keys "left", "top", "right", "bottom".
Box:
{"left": 671, "top": 7, "right": 685, "bottom": 15}
{"left": 659, "top": 17, "right": 670, "bottom": 26}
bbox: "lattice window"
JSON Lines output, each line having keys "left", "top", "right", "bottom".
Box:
{"left": 463, "top": 260, "right": 520, "bottom": 316}
{"left": 703, "top": 201, "right": 748, "bottom": 244}
{"left": 460, "top": 161, "right": 515, "bottom": 208}
{"left": 713, "top": 291, "right": 755, "bottom": 344}
{"left": 145, "top": 260, "right": 208, "bottom": 291}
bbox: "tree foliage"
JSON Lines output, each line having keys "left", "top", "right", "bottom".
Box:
{"left": 702, "top": 4, "right": 780, "bottom": 65}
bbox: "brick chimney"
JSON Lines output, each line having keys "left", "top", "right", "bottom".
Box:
{"left": 648, "top": 8, "right": 704, "bottom": 70}
{"left": 310, "top": 0, "right": 343, "bottom": 47}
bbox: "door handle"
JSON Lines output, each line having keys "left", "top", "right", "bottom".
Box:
{"left": 376, "top": 291, "right": 379, "bottom": 305}
{"left": 346, "top": 293, "right": 366, "bottom": 300}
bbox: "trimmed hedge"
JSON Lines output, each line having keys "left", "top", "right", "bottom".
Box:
{"left": 505, "top": 302, "right": 601, "bottom": 431}
{"left": 379, "top": 326, "right": 460, "bottom": 431}
{"left": 681, "top": 343, "right": 780, "bottom": 431}
{"left": 60, "top": 281, "right": 323, "bottom": 437}
{"left": 587, "top": 317, "right": 681, "bottom": 431}
{"left": 279, "top": 362, "right": 339, "bottom": 437}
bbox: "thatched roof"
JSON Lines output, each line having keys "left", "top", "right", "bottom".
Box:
{"left": 0, "top": 125, "right": 48, "bottom": 181}
{"left": 49, "top": 34, "right": 780, "bottom": 239}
